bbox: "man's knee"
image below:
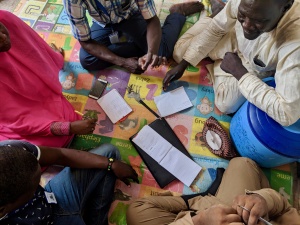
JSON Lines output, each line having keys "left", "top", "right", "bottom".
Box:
{"left": 215, "top": 101, "right": 239, "bottom": 114}
{"left": 228, "top": 157, "right": 258, "bottom": 171}
{"left": 126, "top": 198, "right": 150, "bottom": 225}
{"left": 79, "top": 48, "right": 110, "bottom": 71}
{"left": 172, "top": 30, "right": 194, "bottom": 63}
{"left": 229, "top": 157, "right": 254, "bottom": 166}
{"left": 173, "top": 17, "right": 212, "bottom": 63}
{"left": 173, "top": 42, "right": 186, "bottom": 63}
{"left": 89, "top": 143, "right": 121, "bottom": 160}
{"left": 214, "top": 82, "right": 246, "bottom": 114}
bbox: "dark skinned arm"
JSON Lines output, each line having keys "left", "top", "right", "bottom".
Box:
{"left": 38, "top": 146, "right": 139, "bottom": 186}
{"left": 79, "top": 39, "right": 144, "bottom": 74}
{"left": 139, "top": 15, "right": 164, "bottom": 70}
{"left": 163, "top": 60, "right": 189, "bottom": 90}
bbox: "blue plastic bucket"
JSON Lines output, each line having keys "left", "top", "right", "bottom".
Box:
{"left": 230, "top": 78, "right": 300, "bottom": 167}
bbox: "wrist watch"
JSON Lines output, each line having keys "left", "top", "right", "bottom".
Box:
{"left": 107, "top": 157, "right": 115, "bottom": 171}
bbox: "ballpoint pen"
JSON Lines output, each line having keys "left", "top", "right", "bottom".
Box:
{"left": 238, "top": 205, "right": 273, "bottom": 225}
{"left": 128, "top": 90, "right": 161, "bottom": 118}
{"left": 74, "top": 110, "right": 84, "bottom": 116}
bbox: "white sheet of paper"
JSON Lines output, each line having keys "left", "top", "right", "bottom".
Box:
{"left": 97, "top": 89, "right": 132, "bottom": 124}
{"left": 132, "top": 125, "right": 202, "bottom": 186}
{"left": 154, "top": 86, "right": 193, "bottom": 117}
{"left": 160, "top": 146, "right": 202, "bottom": 186}
{"left": 131, "top": 125, "right": 171, "bottom": 162}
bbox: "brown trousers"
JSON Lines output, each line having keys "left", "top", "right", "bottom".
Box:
{"left": 126, "top": 157, "right": 270, "bottom": 225}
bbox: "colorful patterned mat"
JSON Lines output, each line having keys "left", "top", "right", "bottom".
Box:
{"left": 9, "top": 0, "right": 295, "bottom": 224}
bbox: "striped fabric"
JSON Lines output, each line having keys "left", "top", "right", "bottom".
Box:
{"left": 63, "top": 0, "right": 157, "bottom": 41}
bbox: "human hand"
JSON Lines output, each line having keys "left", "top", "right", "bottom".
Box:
{"left": 70, "top": 119, "right": 97, "bottom": 135}
{"left": 123, "top": 57, "right": 145, "bottom": 74}
{"left": 192, "top": 204, "right": 242, "bottom": 225}
{"left": 163, "top": 60, "right": 189, "bottom": 91}
{"left": 232, "top": 194, "right": 269, "bottom": 225}
{"left": 112, "top": 160, "right": 139, "bottom": 186}
{"left": 220, "top": 52, "right": 248, "bottom": 80}
{"left": 50, "top": 43, "right": 64, "bottom": 57}
{"left": 138, "top": 53, "right": 167, "bottom": 70}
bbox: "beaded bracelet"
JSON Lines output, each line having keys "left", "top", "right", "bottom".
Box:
{"left": 107, "top": 158, "right": 115, "bottom": 171}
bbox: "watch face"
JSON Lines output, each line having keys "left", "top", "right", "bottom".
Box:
{"left": 202, "top": 117, "right": 237, "bottom": 159}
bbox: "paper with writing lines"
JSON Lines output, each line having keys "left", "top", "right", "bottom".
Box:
{"left": 97, "top": 89, "right": 132, "bottom": 124}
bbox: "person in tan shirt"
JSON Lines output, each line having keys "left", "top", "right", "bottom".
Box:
{"left": 127, "top": 157, "right": 300, "bottom": 225}
{"left": 163, "top": 0, "right": 300, "bottom": 126}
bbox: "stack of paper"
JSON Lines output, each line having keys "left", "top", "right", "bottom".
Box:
{"left": 97, "top": 89, "right": 132, "bottom": 124}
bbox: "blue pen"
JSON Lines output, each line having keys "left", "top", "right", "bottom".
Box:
{"left": 238, "top": 205, "right": 273, "bottom": 225}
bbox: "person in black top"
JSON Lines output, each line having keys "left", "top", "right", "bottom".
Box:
{"left": 0, "top": 140, "right": 138, "bottom": 225}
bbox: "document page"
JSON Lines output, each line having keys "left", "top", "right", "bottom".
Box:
{"left": 154, "top": 86, "right": 193, "bottom": 117}
{"left": 160, "top": 146, "right": 202, "bottom": 187}
{"left": 132, "top": 125, "right": 202, "bottom": 186}
{"left": 97, "top": 89, "right": 132, "bottom": 124}
{"left": 132, "top": 125, "right": 172, "bottom": 162}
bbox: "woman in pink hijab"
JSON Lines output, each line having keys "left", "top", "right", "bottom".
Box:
{"left": 0, "top": 10, "right": 96, "bottom": 147}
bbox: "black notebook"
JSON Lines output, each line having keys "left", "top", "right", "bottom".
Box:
{"left": 129, "top": 117, "right": 193, "bottom": 188}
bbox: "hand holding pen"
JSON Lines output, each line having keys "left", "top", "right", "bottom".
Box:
{"left": 238, "top": 205, "right": 273, "bottom": 225}
{"left": 72, "top": 110, "right": 98, "bottom": 134}
{"left": 233, "top": 194, "right": 272, "bottom": 225}
{"left": 75, "top": 110, "right": 99, "bottom": 122}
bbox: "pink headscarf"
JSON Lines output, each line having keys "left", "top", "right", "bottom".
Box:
{"left": 0, "top": 10, "right": 80, "bottom": 147}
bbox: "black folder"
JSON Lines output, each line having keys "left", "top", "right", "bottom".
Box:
{"left": 129, "top": 117, "right": 193, "bottom": 188}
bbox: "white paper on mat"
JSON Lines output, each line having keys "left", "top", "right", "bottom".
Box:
{"left": 97, "top": 89, "right": 132, "bottom": 124}
{"left": 132, "top": 125, "right": 202, "bottom": 186}
{"left": 154, "top": 86, "right": 193, "bottom": 117}
{"left": 160, "top": 147, "right": 202, "bottom": 186}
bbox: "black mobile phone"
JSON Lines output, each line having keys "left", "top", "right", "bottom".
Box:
{"left": 88, "top": 78, "right": 108, "bottom": 99}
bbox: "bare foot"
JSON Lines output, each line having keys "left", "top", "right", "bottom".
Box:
{"left": 50, "top": 43, "right": 65, "bottom": 58}
{"left": 169, "top": 1, "right": 204, "bottom": 16}
{"left": 210, "top": 0, "right": 225, "bottom": 17}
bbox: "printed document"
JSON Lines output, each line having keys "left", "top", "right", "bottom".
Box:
{"left": 132, "top": 125, "right": 202, "bottom": 186}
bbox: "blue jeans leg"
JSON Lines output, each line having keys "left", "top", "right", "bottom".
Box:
{"left": 115, "top": 12, "right": 186, "bottom": 58}
{"left": 158, "top": 13, "right": 186, "bottom": 58}
{"left": 113, "top": 13, "right": 148, "bottom": 53}
{"left": 79, "top": 19, "right": 145, "bottom": 71}
{"left": 44, "top": 144, "right": 121, "bottom": 225}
